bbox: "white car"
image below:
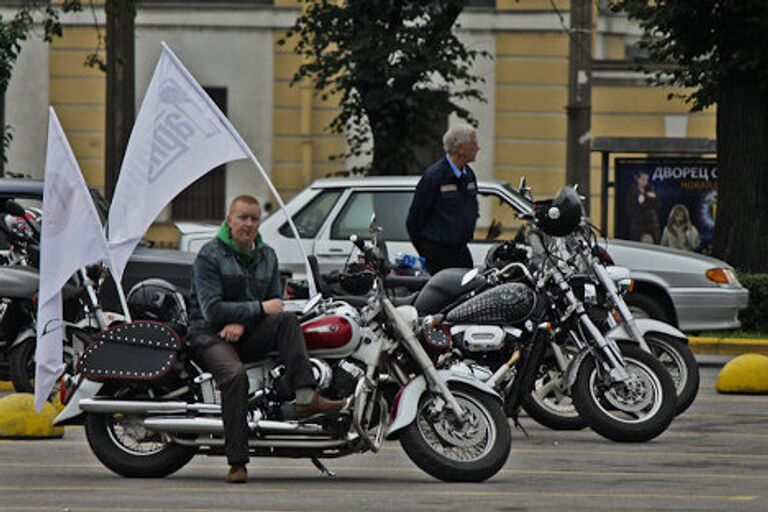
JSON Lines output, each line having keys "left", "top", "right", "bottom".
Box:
{"left": 178, "top": 176, "right": 749, "bottom": 332}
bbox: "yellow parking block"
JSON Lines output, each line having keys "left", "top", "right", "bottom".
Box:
{"left": 0, "top": 393, "right": 65, "bottom": 438}
{"left": 0, "top": 380, "right": 13, "bottom": 392}
{"left": 689, "top": 337, "right": 768, "bottom": 356}
{"left": 715, "top": 353, "right": 768, "bottom": 394}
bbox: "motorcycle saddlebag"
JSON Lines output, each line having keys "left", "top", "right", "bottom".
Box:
{"left": 445, "top": 282, "right": 535, "bottom": 325}
{"left": 78, "top": 320, "right": 182, "bottom": 382}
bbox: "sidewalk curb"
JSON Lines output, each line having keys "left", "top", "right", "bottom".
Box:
{"left": 689, "top": 337, "right": 768, "bottom": 356}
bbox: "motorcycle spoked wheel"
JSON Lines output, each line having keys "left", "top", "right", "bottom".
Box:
{"left": 398, "top": 383, "right": 511, "bottom": 482}
{"left": 572, "top": 343, "right": 677, "bottom": 443}
{"left": 85, "top": 412, "right": 196, "bottom": 478}
{"left": 521, "top": 348, "right": 587, "bottom": 431}
{"left": 644, "top": 333, "right": 699, "bottom": 416}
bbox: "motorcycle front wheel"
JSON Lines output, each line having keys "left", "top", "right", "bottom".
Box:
{"left": 644, "top": 333, "right": 699, "bottom": 415}
{"left": 572, "top": 343, "right": 676, "bottom": 443}
{"left": 398, "top": 383, "right": 511, "bottom": 482}
{"left": 521, "top": 347, "right": 587, "bottom": 431}
{"left": 85, "top": 412, "right": 196, "bottom": 478}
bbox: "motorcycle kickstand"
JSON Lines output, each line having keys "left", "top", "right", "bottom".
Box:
{"left": 311, "top": 457, "right": 336, "bottom": 478}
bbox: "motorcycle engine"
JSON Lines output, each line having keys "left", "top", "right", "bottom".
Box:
{"left": 451, "top": 325, "right": 506, "bottom": 352}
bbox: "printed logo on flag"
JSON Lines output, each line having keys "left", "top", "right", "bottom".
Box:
{"left": 45, "top": 171, "right": 77, "bottom": 237}
{"left": 148, "top": 78, "right": 221, "bottom": 183}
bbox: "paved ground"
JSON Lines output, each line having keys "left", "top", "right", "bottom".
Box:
{"left": 1, "top": 361, "right": 768, "bottom": 512}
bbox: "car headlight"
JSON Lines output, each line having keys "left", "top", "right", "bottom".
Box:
{"left": 706, "top": 268, "right": 737, "bottom": 285}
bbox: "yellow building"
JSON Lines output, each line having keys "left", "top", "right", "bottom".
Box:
{"left": 2, "top": 0, "right": 715, "bottom": 246}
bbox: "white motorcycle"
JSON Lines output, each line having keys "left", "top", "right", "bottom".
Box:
{"left": 54, "top": 222, "right": 511, "bottom": 482}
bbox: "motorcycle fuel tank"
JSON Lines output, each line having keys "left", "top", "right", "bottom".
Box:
{"left": 301, "top": 315, "right": 360, "bottom": 357}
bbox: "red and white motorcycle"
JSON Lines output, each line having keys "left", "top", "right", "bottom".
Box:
{"left": 54, "top": 224, "right": 511, "bottom": 482}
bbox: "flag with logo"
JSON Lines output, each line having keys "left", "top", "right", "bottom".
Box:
{"left": 107, "top": 43, "right": 249, "bottom": 283}
{"left": 35, "top": 108, "right": 111, "bottom": 411}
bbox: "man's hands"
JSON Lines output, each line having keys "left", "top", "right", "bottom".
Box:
{"left": 219, "top": 323, "right": 245, "bottom": 343}
{"left": 262, "top": 298, "right": 284, "bottom": 315}
{"left": 218, "top": 299, "right": 283, "bottom": 343}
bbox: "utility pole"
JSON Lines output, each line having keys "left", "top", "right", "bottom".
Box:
{"left": 566, "top": 0, "right": 593, "bottom": 214}
{"left": 105, "top": 0, "right": 135, "bottom": 201}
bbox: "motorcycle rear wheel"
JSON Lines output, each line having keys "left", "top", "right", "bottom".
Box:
{"left": 85, "top": 412, "right": 196, "bottom": 478}
{"left": 644, "top": 333, "right": 699, "bottom": 415}
{"left": 572, "top": 343, "right": 676, "bottom": 443}
{"left": 399, "top": 383, "right": 511, "bottom": 482}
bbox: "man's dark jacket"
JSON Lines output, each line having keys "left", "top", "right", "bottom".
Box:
{"left": 406, "top": 156, "right": 479, "bottom": 250}
{"left": 188, "top": 224, "right": 282, "bottom": 341}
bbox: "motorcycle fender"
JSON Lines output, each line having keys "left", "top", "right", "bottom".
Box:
{"left": 52, "top": 379, "right": 103, "bottom": 426}
{"left": 10, "top": 326, "right": 35, "bottom": 350}
{"left": 606, "top": 319, "right": 687, "bottom": 344}
{"left": 563, "top": 348, "right": 593, "bottom": 391}
{"left": 385, "top": 370, "right": 501, "bottom": 440}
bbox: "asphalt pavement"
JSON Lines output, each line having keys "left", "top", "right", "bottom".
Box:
{"left": 1, "top": 362, "right": 768, "bottom": 512}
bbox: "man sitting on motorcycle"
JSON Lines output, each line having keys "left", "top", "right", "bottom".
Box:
{"left": 188, "top": 195, "right": 345, "bottom": 484}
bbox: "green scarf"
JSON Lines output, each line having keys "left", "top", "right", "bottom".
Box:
{"left": 216, "top": 222, "right": 263, "bottom": 263}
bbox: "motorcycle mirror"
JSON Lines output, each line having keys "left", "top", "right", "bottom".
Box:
{"left": 461, "top": 267, "right": 479, "bottom": 287}
{"left": 518, "top": 177, "right": 532, "bottom": 201}
{"left": 302, "top": 293, "right": 323, "bottom": 316}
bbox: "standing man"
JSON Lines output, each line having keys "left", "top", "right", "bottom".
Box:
{"left": 406, "top": 125, "right": 480, "bottom": 274}
{"left": 188, "top": 195, "right": 345, "bottom": 484}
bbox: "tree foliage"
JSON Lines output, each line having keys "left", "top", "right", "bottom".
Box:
{"left": 281, "top": 0, "right": 489, "bottom": 175}
{"left": 0, "top": 0, "right": 82, "bottom": 164}
{"left": 610, "top": 0, "right": 768, "bottom": 272}
{"left": 610, "top": 0, "right": 768, "bottom": 110}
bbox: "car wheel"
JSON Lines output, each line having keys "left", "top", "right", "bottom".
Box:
{"left": 625, "top": 292, "right": 672, "bottom": 324}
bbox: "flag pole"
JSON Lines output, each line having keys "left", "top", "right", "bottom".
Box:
{"left": 103, "top": 223, "right": 132, "bottom": 322}
{"left": 243, "top": 148, "right": 318, "bottom": 298}
{"left": 160, "top": 42, "right": 319, "bottom": 298}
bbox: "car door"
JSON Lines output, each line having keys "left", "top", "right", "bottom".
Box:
{"left": 314, "top": 188, "right": 417, "bottom": 274}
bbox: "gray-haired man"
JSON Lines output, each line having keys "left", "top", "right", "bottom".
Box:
{"left": 406, "top": 125, "right": 480, "bottom": 274}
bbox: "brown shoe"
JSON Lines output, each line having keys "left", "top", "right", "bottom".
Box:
{"left": 226, "top": 464, "right": 247, "bottom": 484}
{"left": 295, "top": 393, "right": 346, "bottom": 418}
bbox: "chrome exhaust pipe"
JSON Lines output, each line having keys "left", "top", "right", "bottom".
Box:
{"left": 79, "top": 398, "right": 220, "bottom": 415}
{"left": 143, "top": 417, "right": 326, "bottom": 435}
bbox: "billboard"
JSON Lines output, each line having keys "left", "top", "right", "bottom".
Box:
{"left": 614, "top": 158, "right": 718, "bottom": 254}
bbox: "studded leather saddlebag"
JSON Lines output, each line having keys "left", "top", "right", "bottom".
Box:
{"left": 79, "top": 321, "right": 182, "bottom": 382}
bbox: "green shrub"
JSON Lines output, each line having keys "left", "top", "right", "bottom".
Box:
{"left": 736, "top": 272, "right": 768, "bottom": 332}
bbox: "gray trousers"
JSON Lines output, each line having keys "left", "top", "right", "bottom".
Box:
{"left": 191, "top": 312, "right": 315, "bottom": 465}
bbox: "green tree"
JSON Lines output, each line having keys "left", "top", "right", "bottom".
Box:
{"left": 0, "top": 1, "right": 81, "bottom": 169}
{"left": 282, "top": 0, "right": 489, "bottom": 176}
{"left": 610, "top": 0, "right": 768, "bottom": 272}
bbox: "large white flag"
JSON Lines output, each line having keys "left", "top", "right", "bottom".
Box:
{"left": 35, "top": 108, "right": 111, "bottom": 411}
{"left": 107, "top": 43, "right": 249, "bottom": 283}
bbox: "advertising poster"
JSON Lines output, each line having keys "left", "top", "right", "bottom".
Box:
{"left": 614, "top": 158, "right": 718, "bottom": 254}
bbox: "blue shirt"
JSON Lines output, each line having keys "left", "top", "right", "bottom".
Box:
{"left": 445, "top": 154, "right": 467, "bottom": 178}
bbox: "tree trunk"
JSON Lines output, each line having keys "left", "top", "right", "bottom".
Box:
{"left": 105, "top": 0, "right": 135, "bottom": 201}
{"left": 712, "top": 72, "right": 768, "bottom": 272}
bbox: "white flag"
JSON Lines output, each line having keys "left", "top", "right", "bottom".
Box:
{"left": 107, "top": 43, "right": 249, "bottom": 284}
{"left": 35, "top": 108, "right": 111, "bottom": 411}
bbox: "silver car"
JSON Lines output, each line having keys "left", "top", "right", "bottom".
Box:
{"left": 179, "top": 176, "right": 748, "bottom": 332}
